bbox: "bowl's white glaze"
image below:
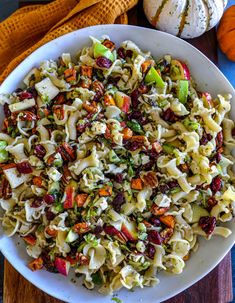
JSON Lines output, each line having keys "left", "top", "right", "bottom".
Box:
{"left": 0, "top": 25, "right": 234, "bottom": 303}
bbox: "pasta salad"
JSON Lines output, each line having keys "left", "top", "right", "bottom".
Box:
{"left": 0, "top": 36, "right": 235, "bottom": 295}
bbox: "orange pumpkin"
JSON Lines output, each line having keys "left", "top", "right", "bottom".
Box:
{"left": 217, "top": 6, "right": 235, "bottom": 62}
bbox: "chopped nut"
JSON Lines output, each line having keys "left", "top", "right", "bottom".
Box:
{"left": 151, "top": 205, "right": 169, "bottom": 216}
{"left": 73, "top": 222, "right": 90, "bottom": 234}
{"left": 141, "top": 172, "right": 158, "bottom": 188}
{"left": 160, "top": 227, "right": 174, "bottom": 243}
{"left": 80, "top": 66, "right": 93, "bottom": 78}
{"left": 28, "top": 257, "right": 43, "bottom": 271}
{"left": 102, "top": 39, "right": 115, "bottom": 51}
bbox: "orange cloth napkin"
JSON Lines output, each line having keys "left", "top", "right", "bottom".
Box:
{"left": 0, "top": 0, "right": 137, "bottom": 83}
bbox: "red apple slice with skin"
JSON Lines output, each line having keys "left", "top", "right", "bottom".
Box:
{"left": 104, "top": 225, "right": 128, "bottom": 243}
{"left": 55, "top": 257, "right": 70, "bottom": 276}
{"left": 115, "top": 91, "right": 131, "bottom": 113}
{"left": 62, "top": 180, "right": 77, "bottom": 209}
{"left": 200, "top": 92, "right": 213, "bottom": 109}
{"left": 121, "top": 219, "right": 138, "bottom": 242}
{"left": 170, "top": 59, "right": 190, "bottom": 81}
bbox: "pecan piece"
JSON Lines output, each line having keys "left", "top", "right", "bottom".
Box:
{"left": 73, "top": 222, "right": 90, "bottom": 234}
{"left": 57, "top": 142, "right": 76, "bottom": 162}
{"left": 77, "top": 253, "right": 90, "bottom": 265}
{"left": 82, "top": 101, "right": 98, "bottom": 114}
{"left": 151, "top": 205, "right": 169, "bottom": 216}
{"left": 79, "top": 78, "right": 92, "bottom": 89}
{"left": 53, "top": 105, "right": 64, "bottom": 120}
{"left": 28, "top": 257, "right": 43, "bottom": 271}
{"left": 92, "top": 80, "right": 104, "bottom": 101}
{"left": 54, "top": 93, "right": 66, "bottom": 105}
{"left": 160, "top": 227, "right": 174, "bottom": 243}
{"left": 102, "top": 39, "right": 115, "bottom": 51}
{"left": 61, "top": 165, "right": 72, "bottom": 185}
{"left": 80, "top": 66, "right": 93, "bottom": 78}
{"left": 64, "top": 68, "right": 76, "bottom": 82}
{"left": 141, "top": 172, "right": 158, "bottom": 188}
{"left": 207, "top": 196, "right": 217, "bottom": 208}
{"left": 19, "top": 111, "right": 37, "bottom": 121}
{"left": 0, "top": 178, "right": 12, "bottom": 199}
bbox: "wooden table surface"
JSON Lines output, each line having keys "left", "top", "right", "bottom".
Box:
{"left": 0, "top": 1, "right": 234, "bottom": 303}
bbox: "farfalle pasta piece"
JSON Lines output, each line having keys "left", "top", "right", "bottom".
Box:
{"left": 69, "top": 148, "right": 100, "bottom": 176}
{"left": 163, "top": 254, "right": 185, "bottom": 274}
{"left": 136, "top": 188, "right": 152, "bottom": 212}
{"left": 83, "top": 242, "right": 106, "bottom": 270}
{"left": 6, "top": 143, "right": 27, "bottom": 162}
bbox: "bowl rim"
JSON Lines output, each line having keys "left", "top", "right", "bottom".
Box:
{"left": 0, "top": 24, "right": 235, "bottom": 303}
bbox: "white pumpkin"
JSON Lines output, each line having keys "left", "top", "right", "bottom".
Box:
{"left": 143, "top": 0, "right": 228, "bottom": 38}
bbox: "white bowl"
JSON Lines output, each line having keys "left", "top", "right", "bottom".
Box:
{"left": 0, "top": 25, "right": 234, "bottom": 303}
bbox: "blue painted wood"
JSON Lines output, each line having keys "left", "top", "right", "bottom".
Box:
{"left": 0, "top": 0, "right": 18, "bottom": 21}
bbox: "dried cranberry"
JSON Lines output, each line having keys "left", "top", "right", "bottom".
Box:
{"left": 147, "top": 230, "right": 162, "bottom": 245}
{"left": 211, "top": 153, "right": 221, "bottom": 163}
{"left": 167, "top": 180, "right": 178, "bottom": 189}
{"left": 115, "top": 173, "right": 123, "bottom": 183}
{"left": 127, "top": 111, "right": 146, "bottom": 124}
{"left": 125, "top": 140, "right": 143, "bottom": 151}
{"left": 117, "top": 47, "right": 125, "bottom": 59}
{"left": 159, "top": 184, "right": 170, "bottom": 193}
{"left": 130, "top": 89, "right": 140, "bottom": 108}
{"left": 149, "top": 216, "right": 161, "bottom": 227}
{"left": 142, "top": 159, "right": 155, "bottom": 171}
{"left": 211, "top": 176, "right": 222, "bottom": 193}
{"left": 3, "top": 104, "right": 11, "bottom": 118}
{"left": 34, "top": 144, "right": 46, "bottom": 159}
{"left": 200, "top": 133, "right": 212, "bottom": 145}
{"left": 44, "top": 194, "right": 55, "bottom": 205}
{"left": 128, "top": 110, "right": 142, "bottom": 120}
{"left": 198, "top": 216, "right": 216, "bottom": 235}
{"left": 112, "top": 192, "right": 125, "bottom": 212}
{"left": 161, "top": 108, "right": 177, "bottom": 122}
{"left": 94, "top": 225, "right": 103, "bottom": 235}
{"left": 126, "top": 50, "right": 133, "bottom": 58}
{"left": 96, "top": 56, "right": 112, "bottom": 68}
{"left": 31, "top": 197, "right": 43, "bottom": 208}
{"left": 147, "top": 151, "right": 160, "bottom": 160}
{"left": 16, "top": 161, "right": 33, "bottom": 174}
{"left": 18, "top": 91, "right": 33, "bottom": 101}
{"left": 207, "top": 197, "right": 217, "bottom": 210}
{"left": 147, "top": 244, "right": 156, "bottom": 259}
{"left": 216, "top": 131, "right": 223, "bottom": 149}
{"left": 46, "top": 210, "right": 56, "bottom": 221}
